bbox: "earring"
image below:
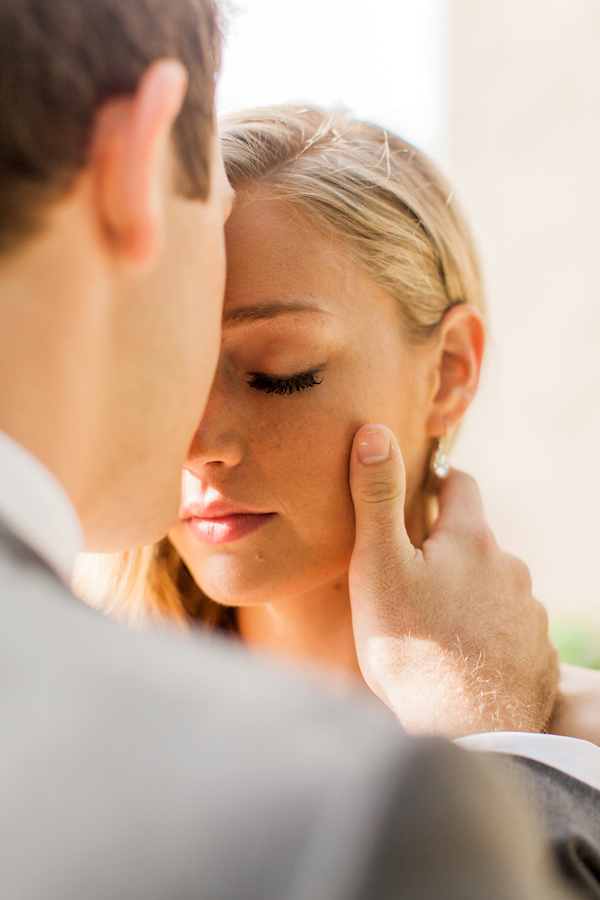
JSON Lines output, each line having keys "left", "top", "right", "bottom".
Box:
{"left": 430, "top": 431, "right": 450, "bottom": 479}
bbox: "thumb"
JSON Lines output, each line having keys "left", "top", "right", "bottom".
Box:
{"left": 349, "top": 424, "right": 415, "bottom": 581}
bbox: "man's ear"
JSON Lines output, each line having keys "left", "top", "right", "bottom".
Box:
{"left": 426, "top": 304, "right": 485, "bottom": 437}
{"left": 90, "top": 59, "right": 189, "bottom": 270}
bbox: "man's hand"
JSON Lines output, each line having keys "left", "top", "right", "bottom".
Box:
{"left": 348, "top": 424, "right": 559, "bottom": 738}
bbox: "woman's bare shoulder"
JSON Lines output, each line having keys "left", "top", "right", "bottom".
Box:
{"left": 549, "top": 663, "right": 600, "bottom": 746}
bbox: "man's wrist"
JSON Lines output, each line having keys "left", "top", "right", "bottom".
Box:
{"left": 371, "top": 639, "right": 556, "bottom": 738}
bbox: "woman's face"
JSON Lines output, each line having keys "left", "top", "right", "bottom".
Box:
{"left": 169, "top": 188, "right": 440, "bottom": 606}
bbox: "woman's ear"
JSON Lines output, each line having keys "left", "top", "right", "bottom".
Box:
{"left": 426, "top": 304, "right": 485, "bottom": 437}
{"left": 90, "top": 59, "right": 189, "bottom": 270}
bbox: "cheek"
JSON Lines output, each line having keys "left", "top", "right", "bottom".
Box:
{"left": 262, "top": 359, "right": 429, "bottom": 528}
{"left": 253, "top": 399, "right": 358, "bottom": 535}
{"left": 271, "top": 381, "right": 428, "bottom": 559}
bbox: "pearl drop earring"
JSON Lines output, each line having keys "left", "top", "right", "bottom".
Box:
{"left": 430, "top": 429, "right": 450, "bottom": 479}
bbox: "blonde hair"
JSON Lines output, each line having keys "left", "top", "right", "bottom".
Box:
{"left": 220, "top": 106, "right": 483, "bottom": 339}
{"left": 74, "top": 104, "right": 484, "bottom": 628}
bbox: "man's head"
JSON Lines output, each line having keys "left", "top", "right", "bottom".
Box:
{"left": 0, "top": 0, "right": 234, "bottom": 552}
{"left": 0, "top": 0, "right": 222, "bottom": 253}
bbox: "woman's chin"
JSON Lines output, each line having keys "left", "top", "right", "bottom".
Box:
{"left": 188, "top": 554, "right": 294, "bottom": 607}
{"left": 189, "top": 550, "right": 353, "bottom": 610}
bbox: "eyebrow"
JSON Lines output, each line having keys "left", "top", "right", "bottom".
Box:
{"left": 222, "top": 302, "right": 327, "bottom": 328}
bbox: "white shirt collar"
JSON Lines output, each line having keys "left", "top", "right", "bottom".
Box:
{"left": 0, "top": 430, "right": 83, "bottom": 585}
{"left": 456, "top": 731, "right": 600, "bottom": 793}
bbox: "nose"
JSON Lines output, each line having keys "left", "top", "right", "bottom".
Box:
{"left": 184, "top": 374, "right": 245, "bottom": 472}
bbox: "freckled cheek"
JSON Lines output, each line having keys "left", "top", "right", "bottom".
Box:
{"left": 252, "top": 403, "right": 358, "bottom": 529}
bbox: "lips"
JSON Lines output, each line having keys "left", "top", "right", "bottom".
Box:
{"left": 185, "top": 512, "right": 275, "bottom": 545}
{"left": 180, "top": 499, "right": 275, "bottom": 545}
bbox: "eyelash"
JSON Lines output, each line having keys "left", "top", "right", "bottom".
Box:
{"left": 247, "top": 370, "right": 323, "bottom": 395}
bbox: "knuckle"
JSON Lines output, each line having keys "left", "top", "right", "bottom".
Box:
{"left": 509, "top": 555, "right": 533, "bottom": 590}
{"left": 535, "top": 598, "right": 550, "bottom": 632}
{"left": 472, "top": 523, "right": 497, "bottom": 556}
{"left": 459, "top": 471, "right": 478, "bottom": 492}
{"left": 358, "top": 476, "right": 403, "bottom": 507}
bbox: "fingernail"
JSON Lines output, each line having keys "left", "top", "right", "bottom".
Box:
{"left": 357, "top": 429, "right": 391, "bottom": 464}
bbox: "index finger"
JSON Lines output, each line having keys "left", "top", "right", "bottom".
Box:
{"left": 427, "top": 469, "right": 488, "bottom": 541}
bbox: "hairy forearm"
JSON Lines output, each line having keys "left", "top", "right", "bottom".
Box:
{"left": 367, "top": 634, "right": 559, "bottom": 739}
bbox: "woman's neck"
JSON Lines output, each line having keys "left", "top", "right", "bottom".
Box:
{"left": 236, "top": 485, "right": 434, "bottom": 687}
{"left": 237, "top": 574, "right": 362, "bottom": 687}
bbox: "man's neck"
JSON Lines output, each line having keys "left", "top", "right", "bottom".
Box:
{"left": 0, "top": 429, "right": 83, "bottom": 583}
{"left": 0, "top": 208, "right": 107, "bottom": 515}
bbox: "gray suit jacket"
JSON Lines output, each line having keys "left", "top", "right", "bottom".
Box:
{"left": 0, "top": 523, "right": 580, "bottom": 899}
{"left": 494, "top": 755, "right": 600, "bottom": 898}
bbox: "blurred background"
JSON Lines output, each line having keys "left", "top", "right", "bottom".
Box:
{"left": 217, "top": 0, "right": 600, "bottom": 663}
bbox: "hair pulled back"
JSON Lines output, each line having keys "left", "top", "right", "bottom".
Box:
{"left": 220, "top": 105, "right": 484, "bottom": 340}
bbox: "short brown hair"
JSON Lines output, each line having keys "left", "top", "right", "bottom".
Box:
{"left": 0, "top": 0, "right": 221, "bottom": 255}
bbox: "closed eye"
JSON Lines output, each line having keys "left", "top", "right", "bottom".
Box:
{"left": 247, "top": 370, "right": 323, "bottom": 395}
